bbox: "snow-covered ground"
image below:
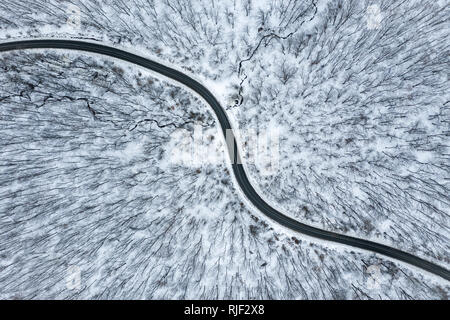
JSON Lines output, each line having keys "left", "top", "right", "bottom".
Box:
{"left": 0, "top": 0, "right": 448, "bottom": 298}
{"left": 233, "top": 0, "right": 450, "bottom": 267}
{"left": 0, "top": 51, "right": 448, "bottom": 299}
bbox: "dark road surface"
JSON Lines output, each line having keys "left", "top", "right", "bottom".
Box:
{"left": 0, "top": 39, "right": 448, "bottom": 281}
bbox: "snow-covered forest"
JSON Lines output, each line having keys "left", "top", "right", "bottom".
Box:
{"left": 0, "top": 0, "right": 448, "bottom": 299}
{"left": 235, "top": 0, "right": 450, "bottom": 267}
{"left": 0, "top": 50, "right": 447, "bottom": 299}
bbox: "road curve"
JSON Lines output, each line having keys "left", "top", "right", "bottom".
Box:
{"left": 0, "top": 39, "right": 449, "bottom": 281}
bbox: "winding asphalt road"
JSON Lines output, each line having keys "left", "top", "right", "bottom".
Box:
{"left": 0, "top": 39, "right": 449, "bottom": 281}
